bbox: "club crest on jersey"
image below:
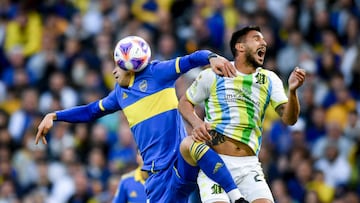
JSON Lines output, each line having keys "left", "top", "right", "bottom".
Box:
{"left": 139, "top": 80, "right": 147, "bottom": 92}
{"left": 130, "top": 191, "right": 138, "bottom": 197}
{"left": 255, "top": 73, "right": 267, "bottom": 84}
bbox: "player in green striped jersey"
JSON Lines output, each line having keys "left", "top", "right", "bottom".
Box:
{"left": 179, "top": 25, "right": 306, "bottom": 203}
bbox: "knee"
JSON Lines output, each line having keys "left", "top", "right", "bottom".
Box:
{"left": 180, "top": 136, "right": 193, "bottom": 157}
{"left": 180, "top": 137, "right": 197, "bottom": 166}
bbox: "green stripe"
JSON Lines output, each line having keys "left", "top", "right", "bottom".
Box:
{"left": 241, "top": 75, "right": 255, "bottom": 144}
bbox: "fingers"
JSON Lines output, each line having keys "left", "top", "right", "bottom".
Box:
{"left": 192, "top": 128, "right": 211, "bottom": 142}
{"left": 294, "top": 68, "right": 306, "bottom": 82}
{"left": 212, "top": 67, "right": 223, "bottom": 76}
{"left": 225, "top": 62, "right": 237, "bottom": 77}
{"left": 35, "top": 127, "right": 48, "bottom": 145}
{"left": 35, "top": 130, "right": 41, "bottom": 145}
{"left": 42, "top": 137, "right": 47, "bottom": 145}
{"left": 221, "top": 64, "right": 231, "bottom": 77}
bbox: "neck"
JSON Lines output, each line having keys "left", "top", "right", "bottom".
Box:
{"left": 235, "top": 57, "right": 257, "bottom": 74}
{"left": 118, "top": 71, "right": 133, "bottom": 87}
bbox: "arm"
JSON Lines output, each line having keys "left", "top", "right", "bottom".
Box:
{"left": 178, "top": 69, "right": 214, "bottom": 141}
{"left": 155, "top": 50, "right": 236, "bottom": 83}
{"left": 35, "top": 90, "right": 121, "bottom": 144}
{"left": 181, "top": 51, "right": 236, "bottom": 77}
{"left": 276, "top": 68, "right": 306, "bottom": 125}
{"left": 179, "top": 96, "right": 212, "bottom": 141}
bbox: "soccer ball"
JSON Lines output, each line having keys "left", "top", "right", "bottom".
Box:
{"left": 113, "top": 36, "right": 151, "bottom": 72}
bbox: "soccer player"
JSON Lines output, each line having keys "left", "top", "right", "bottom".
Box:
{"left": 112, "top": 152, "right": 147, "bottom": 203}
{"left": 178, "top": 25, "right": 306, "bottom": 203}
{"left": 35, "top": 39, "right": 246, "bottom": 203}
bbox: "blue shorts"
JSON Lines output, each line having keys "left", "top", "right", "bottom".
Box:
{"left": 144, "top": 153, "right": 199, "bottom": 203}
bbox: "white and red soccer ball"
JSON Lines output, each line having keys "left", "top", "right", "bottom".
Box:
{"left": 113, "top": 36, "right": 151, "bottom": 72}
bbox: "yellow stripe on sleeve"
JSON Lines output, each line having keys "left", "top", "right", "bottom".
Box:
{"left": 175, "top": 57, "right": 181, "bottom": 73}
{"left": 99, "top": 100, "right": 105, "bottom": 111}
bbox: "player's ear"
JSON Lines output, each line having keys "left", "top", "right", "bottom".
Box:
{"left": 235, "top": 43, "right": 244, "bottom": 52}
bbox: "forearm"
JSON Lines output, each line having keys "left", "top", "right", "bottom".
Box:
{"left": 179, "top": 97, "right": 203, "bottom": 128}
{"left": 179, "top": 50, "right": 212, "bottom": 73}
{"left": 281, "top": 90, "right": 300, "bottom": 125}
{"left": 56, "top": 101, "right": 107, "bottom": 122}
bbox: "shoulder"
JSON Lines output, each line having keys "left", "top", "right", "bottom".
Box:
{"left": 258, "top": 68, "right": 282, "bottom": 81}
{"left": 258, "top": 68, "right": 275, "bottom": 76}
{"left": 198, "top": 68, "right": 216, "bottom": 80}
{"left": 120, "top": 170, "right": 136, "bottom": 182}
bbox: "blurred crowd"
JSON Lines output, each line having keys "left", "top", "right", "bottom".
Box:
{"left": 0, "top": 0, "right": 360, "bottom": 202}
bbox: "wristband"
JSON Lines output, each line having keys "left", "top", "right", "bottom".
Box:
{"left": 208, "top": 53, "right": 218, "bottom": 60}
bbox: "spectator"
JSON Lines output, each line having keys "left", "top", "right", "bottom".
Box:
{"left": 277, "top": 29, "right": 314, "bottom": 78}
{"left": 312, "top": 120, "right": 353, "bottom": 160}
{"left": 4, "top": 5, "right": 42, "bottom": 58}
{"left": 8, "top": 88, "right": 40, "bottom": 143}
{"left": 287, "top": 159, "right": 313, "bottom": 202}
{"left": 307, "top": 170, "right": 335, "bottom": 203}
{"left": 314, "top": 141, "right": 351, "bottom": 188}
{"left": 38, "top": 71, "right": 78, "bottom": 114}
{"left": 306, "top": 106, "right": 327, "bottom": 144}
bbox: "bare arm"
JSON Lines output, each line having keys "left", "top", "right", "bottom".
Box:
{"left": 276, "top": 67, "right": 306, "bottom": 125}
{"left": 179, "top": 96, "right": 212, "bottom": 142}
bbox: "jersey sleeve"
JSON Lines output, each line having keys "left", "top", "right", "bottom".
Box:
{"left": 153, "top": 50, "right": 212, "bottom": 84}
{"left": 56, "top": 89, "right": 121, "bottom": 122}
{"left": 185, "top": 69, "right": 215, "bottom": 105}
{"left": 99, "top": 88, "right": 122, "bottom": 111}
{"left": 269, "top": 71, "right": 288, "bottom": 109}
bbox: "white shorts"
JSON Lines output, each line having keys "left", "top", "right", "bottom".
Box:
{"left": 197, "top": 155, "right": 274, "bottom": 203}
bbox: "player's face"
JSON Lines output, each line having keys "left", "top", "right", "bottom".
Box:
{"left": 112, "top": 66, "right": 131, "bottom": 87}
{"left": 243, "top": 30, "right": 267, "bottom": 68}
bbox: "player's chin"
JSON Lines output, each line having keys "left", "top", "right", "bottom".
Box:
{"left": 256, "top": 57, "right": 264, "bottom": 66}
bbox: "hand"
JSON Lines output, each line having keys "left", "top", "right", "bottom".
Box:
{"left": 191, "top": 121, "right": 212, "bottom": 142}
{"left": 288, "top": 67, "right": 306, "bottom": 91}
{"left": 210, "top": 55, "right": 237, "bottom": 77}
{"left": 35, "top": 113, "right": 56, "bottom": 144}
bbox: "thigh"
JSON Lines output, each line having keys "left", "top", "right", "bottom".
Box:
{"left": 237, "top": 162, "right": 274, "bottom": 203}
{"left": 197, "top": 155, "right": 274, "bottom": 203}
{"left": 170, "top": 157, "right": 198, "bottom": 202}
{"left": 145, "top": 170, "right": 172, "bottom": 203}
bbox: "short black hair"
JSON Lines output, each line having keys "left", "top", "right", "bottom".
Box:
{"left": 230, "top": 25, "right": 261, "bottom": 57}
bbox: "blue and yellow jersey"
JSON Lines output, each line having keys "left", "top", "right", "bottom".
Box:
{"left": 56, "top": 50, "right": 212, "bottom": 172}
{"left": 113, "top": 167, "right": 146, "bottom": 203}
{"left": 186, "top": 67, "right": 288, "bottom": 155}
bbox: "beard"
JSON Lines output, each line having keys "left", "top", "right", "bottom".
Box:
{"left": 244, "top": 48, "right": 263, "bottom": 68}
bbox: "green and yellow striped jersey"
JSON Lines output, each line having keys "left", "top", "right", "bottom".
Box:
{"left": 186, "top": 67, "right": 288, "bottom": 155}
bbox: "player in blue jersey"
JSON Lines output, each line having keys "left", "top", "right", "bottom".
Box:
{"left": 35, "top": 37, "right": 247, "bottom": 203}
{"left": 112, "top": 152, "right": 147, "bottom": 203}
{"left": 179, "top": 26, "right": 306, "bottom": 203}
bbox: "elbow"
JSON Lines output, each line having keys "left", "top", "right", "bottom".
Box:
{"left": 282, "top": 117, "right": 298, "bottom": 126}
